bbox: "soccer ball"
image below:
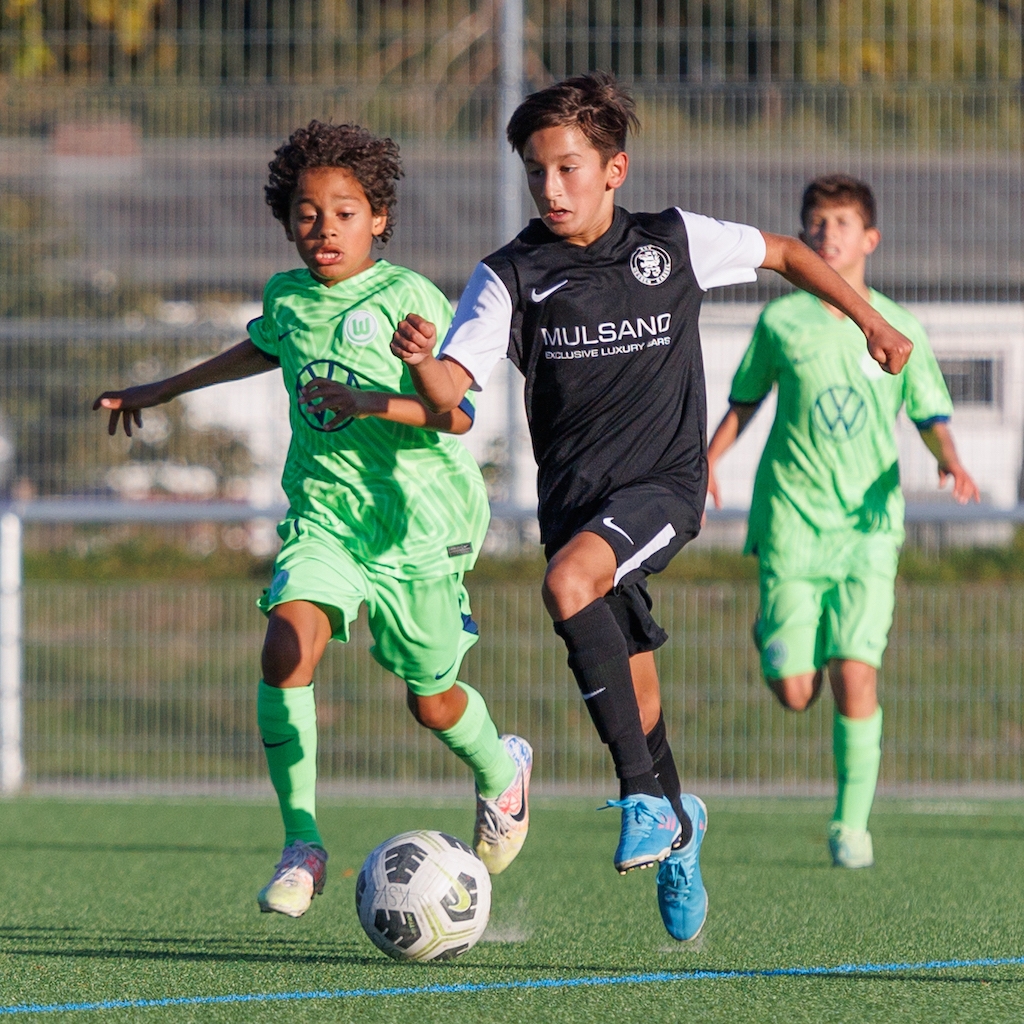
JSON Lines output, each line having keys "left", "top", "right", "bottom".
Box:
{"left": 355, "top": 830, "right": 492, "bottom": 962}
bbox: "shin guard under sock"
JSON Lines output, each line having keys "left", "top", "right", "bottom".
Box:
{"left": 257, "top": 680, "right": 323, "bottom": 847}
{"left": 432, "top": 682, "right": 516, "bottom": 799}
{"left": 833, "top": 706, "right": 883, "bottom": 832}
{"left": 554, "top": 598, "right": 659, "bottom": 794}
{"left": 644, "top": 713, "right": 692, "bottom": 846}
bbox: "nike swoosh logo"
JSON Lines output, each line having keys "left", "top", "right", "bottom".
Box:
{"left": 602, "top": 517, "right": 634, "bottom": 544}
{"left": 262, "top": 738, "right": 292, "bottom": 748}
{"left": 581, "top": 687, "right": 606, "bottom": 700}
{"left": 510, "top": 777, "right": 528, "bottom": 822}
{"left": 277, "top": 326, "right": 299, "bottom": 342}
{"left": 434, "top": 659, "right": 458, "bottom": 680}
{"left": 530, "top": 280, "right": 569, "bottom": 302}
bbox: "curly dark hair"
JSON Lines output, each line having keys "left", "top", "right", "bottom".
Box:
{"left": 506, "top": 71, "right": 640, "bottom": 163}
{"left": 265, "top": 121, "right": 403, "bottom": 244}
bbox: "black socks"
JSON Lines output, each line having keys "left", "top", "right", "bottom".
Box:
{"left": 645, "top": 712, "right": 692, "bottom": 847}
{"left": 553, "top": 598, "right": 659, "bottom": 794}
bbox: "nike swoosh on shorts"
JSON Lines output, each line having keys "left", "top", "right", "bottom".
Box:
{"left": 602, "top": 516, "right": 634, "bottom": 544}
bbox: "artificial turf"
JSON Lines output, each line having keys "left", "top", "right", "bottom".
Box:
{"left": 1, "top": 797, "right": 1022, "bottom": 1023}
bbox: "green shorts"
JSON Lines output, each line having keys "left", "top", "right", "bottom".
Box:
{"left": 755, "top": 531, "right": 900, "bottom": 679}
{"left": 258, "top": 517, "right": 479, "bottom": 696}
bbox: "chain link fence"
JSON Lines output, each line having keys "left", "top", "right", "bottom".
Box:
{"left": 1, "top": 1, "right": 1023, "bottom": 796}
{"left": 19, "top": 580, "right": 1024, "bottom": 796}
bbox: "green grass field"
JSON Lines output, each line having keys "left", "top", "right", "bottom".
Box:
{"left": 1, "top": 797, "right": 1023, "bottom": 1023}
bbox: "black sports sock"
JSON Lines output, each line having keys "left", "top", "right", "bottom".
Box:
{"left": 554, "top": 599, "right": 660, "bottom": 795}
{"left": 645, "top": 713, "right": 693, "bottom": 847}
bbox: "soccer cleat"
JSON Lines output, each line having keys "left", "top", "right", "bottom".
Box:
{"left": 257, "top": 840, "right": 328, "bottom": 917}
{"left": 604, "top": 793, "right": 681, "bottom": 874}
{"left": 828, "top": 821, "right": 874, "bottom": 868}
{"left": 474, "top": 734, "right": 533, "bottom": 875}
{"left": 657, "top": 794, "right": 709, "bottom": 941}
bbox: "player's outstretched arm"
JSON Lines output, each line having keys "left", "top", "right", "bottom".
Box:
{"left": 706, "top": 402, "right": 761, "bottom": 509}
{"left": 917, "top": 421, "right": 981, "bottom": 504}
{"left": 391, "top": 314, "right": 474, "bottom": 414}
{"left": 298, "top": 378, "right": 472, "bottom": 435}
{"left": 94, "top": 339, "right": 278, "bottom": 437}
{"left": 760, "top": 233, "right": 913, "bottom": 375}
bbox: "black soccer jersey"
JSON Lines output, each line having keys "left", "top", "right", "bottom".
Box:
{"left": 441, "top": 206, "right": 765, "bottom": 549}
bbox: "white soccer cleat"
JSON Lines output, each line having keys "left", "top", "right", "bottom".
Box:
{"left": 257, "top": 840, "right": 328, "bottom": 917}
{"left": 828, "top": 822, "right": 874, "bottom": 869}
{"left": 474, "top": 735, "right": 532, "bottom": 875}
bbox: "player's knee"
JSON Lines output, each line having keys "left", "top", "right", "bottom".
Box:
{"left": 543, "top": 560, "right": 603, "bottom": 620}
{"left": 770, "top": 672, "right": 821, "bottom": 712}
{"left": 261, "top": 615, "right": 315, "bottom": 688}
{"left": 407, "top": 689, "right": 462, "bottom": 731}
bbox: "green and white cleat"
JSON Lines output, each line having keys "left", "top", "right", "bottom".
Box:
{"left": 257, "top": 840, "right": 328, "bottom": 917}
{"left": 828, "top": 822, "right": 874, "bottom": 869}
{"left": 474, "top": 735, "right": 532, "bottom": 875}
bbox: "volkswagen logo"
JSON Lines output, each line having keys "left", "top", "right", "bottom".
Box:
{"left": 812, "top": 386, "right": 867, "bottom": 441}
{"left": 295, "top": 359, "right": 363, "bottom": 432}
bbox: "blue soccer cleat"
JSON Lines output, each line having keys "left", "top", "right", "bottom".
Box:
{"left": 657, "top": 794, "right": 708, "bottom": 941}
{"left": 604, "top": 794, "right": 681, "bottom": 874}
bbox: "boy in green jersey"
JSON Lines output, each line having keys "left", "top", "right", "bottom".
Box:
{"left": 94, "top": 121, "right": 532, "bottom": 917}
{"left": 707, "top": 174, "right": 978, "bottom": 867}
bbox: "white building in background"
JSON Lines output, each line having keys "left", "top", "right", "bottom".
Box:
{"left": 177, "top": 303, "right": 1024, "bottom": 551}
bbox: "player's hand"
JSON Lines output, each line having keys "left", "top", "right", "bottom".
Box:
{"left": 706, "top": 462, "right": 723, "bottom": 510}
{"left": 391, "top": 313, "right": 437, "bottom": 366}
{"left": 93, "top": 383, "right": 169, "bottom": 437}
{"left": 864, "top": 319, "right": 913, "bottom": 375}
{"left": 299, "top": 378, "right": 379, "bottom": 429}
{"left": 938, "top": 461, "right": 981, "bottom": 505}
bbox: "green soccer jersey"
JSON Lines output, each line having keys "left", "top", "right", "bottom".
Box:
{"left": 730, "top": 289, "right": 953, "bottom": 557}
{"left": 248, "top": 260, "right": 489, "bottom": 580}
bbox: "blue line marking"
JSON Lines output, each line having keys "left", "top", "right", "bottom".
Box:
{"left": 2, "top": 956, "right": 1022, "bottom": 1016}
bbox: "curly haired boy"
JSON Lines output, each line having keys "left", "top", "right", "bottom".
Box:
{"left": 95, "top": 121, "right": 532, "bottom": 917}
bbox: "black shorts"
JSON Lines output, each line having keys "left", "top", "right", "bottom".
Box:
{"left": 547, "top": 482, "right": 701, "bottom": 655}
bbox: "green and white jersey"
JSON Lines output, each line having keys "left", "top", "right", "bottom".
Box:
{"left": 248, "top": 260, "right": 489, "bottom": 580}
{"left": 730, "top": 289, "right": 953, "bottom": 556}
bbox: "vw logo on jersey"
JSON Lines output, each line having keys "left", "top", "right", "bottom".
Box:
{"left": 813, "top": 385, "right": 867, "bottom": 442}
{"left": 630, "top": 245, "right": 672, "bottom": 286}
{"left": 295, "top": 359, "right": 363, "bottom": 432}
{"left": 343, "top": 310, "right": 378, "bottom": 346}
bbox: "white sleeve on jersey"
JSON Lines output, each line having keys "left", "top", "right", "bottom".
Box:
{"left": 675, "top": 209, "right": 767, "bottom": 290}
{"left": 438, "top": 262, "right": 513, "bottom": 391}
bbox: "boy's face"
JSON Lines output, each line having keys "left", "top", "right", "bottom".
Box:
{"left": 286, "top": 166, "right": 387, "bottom": 285}
{"left": 522, "top": 126, "right": 628, "bottom": 246}
{"left": 800, "top": 202, "right": 880, "bottom": 280}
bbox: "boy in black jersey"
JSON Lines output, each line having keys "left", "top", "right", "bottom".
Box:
{"left": 391, "top": 72, "right": 913, "bottom": 942}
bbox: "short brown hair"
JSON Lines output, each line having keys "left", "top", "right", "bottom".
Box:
{"left": 506, "top": 71, "right": 640, "bottom": 162}
{"left": 265, "top": 121, "right": 403, "bottom": 244}
{"left": 801, "top": 174, "right": 877, "bottom": 230}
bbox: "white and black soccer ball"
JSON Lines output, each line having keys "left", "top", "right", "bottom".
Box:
{"left": 355, "top": 830, "right": 491, "bottom": 962}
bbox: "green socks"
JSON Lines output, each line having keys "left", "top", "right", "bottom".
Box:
{"left": 832, "top": 706, "right": 883, "bottom": 833}
{"left": 433, "top": 682, "right": 516, "bottom": 799}
{"left": 258, "top": 680, "right": 323, "bottom": 848}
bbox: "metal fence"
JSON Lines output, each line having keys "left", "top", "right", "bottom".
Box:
{"left": 3, "top": 1, "right": 1021, "bottom": 86}
{"left": 1, "top": 2, "right": 1023, "bottom": 799}
{"left": 14, "top": 578, "right": 1024, "bottom": 797}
